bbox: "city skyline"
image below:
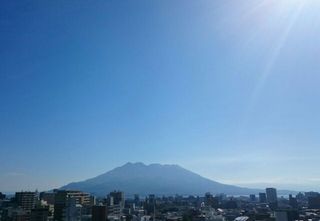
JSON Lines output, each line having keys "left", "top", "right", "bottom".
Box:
{"left": 1, "top": 0, "right": 320, "bottom": 192}
{"left": 2, "top": 187, "right": 320, "bottom": 221}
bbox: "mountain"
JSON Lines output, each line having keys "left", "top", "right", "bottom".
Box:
{"left": 60, "top": 162, "right": 290, "bottom": 196}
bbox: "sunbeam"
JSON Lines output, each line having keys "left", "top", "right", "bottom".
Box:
{"left": 238, "top": 0, "right": 308, "bottom": 127}
{"left": 249, "top": 0, "right": 307, "bottom": 108}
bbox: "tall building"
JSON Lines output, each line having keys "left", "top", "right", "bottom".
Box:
{"left": 259, "top": 193, "right": 267, "bottom": 203}
{"left": 92, "top": 206, "right": 108, "bottom": 221}
{"left": 250, "top": 194, "right": 256, "bottom": 202}
{"left": 65, "top": 198, "right": 82, "bottom": 221}
{"left": 15, "top": 192, "right": 38, "bottom": 211}
{"left": 288, "top": 195, "right": 298, "bottom": 209}
{"left": 108, "top": 191, "right": 125, "bottom": 208}
{"left": 0, "top": 192, "right": 6, "bottom": 200}
{"left": 266, "top": 188, "right": 278, "bottom": 209}
{"left": 53, "top": 190, "right": 91, "bottom": 221}
{"left": 266, "top": 188, "right": 277, "bottom": 203}
{"left": 106, "top": 191, "right": 125, "bottom": 217}
{"left": 134, "top": 194, "right": 140, "bottom": 206}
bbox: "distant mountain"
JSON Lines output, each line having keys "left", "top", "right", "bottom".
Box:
{"left": 60, "top": 162, "right": 294, "bottom": 196}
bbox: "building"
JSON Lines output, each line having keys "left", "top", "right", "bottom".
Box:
{"left": 108, "top": 191, "right": 125, "bottom": 208}
{"left": 288, "top": 195, "right": 298, "bottom": 209}
{"left": 31, "top": 208, "right": 49, "bottom": 221}
{"left": 134, "top": 194, "right": 140, "bottom": 207}
{"left": 234, "top": 216, "right": 249, "bottom": 221}
{"left": 259, "top": 193, "right": 267, "bottom": 203}
{"left": 275, "top": 210, "right": 299, "bottom": 221}
{"left": 0, "top": 192, "right": 6, "bottom": 200}
{"left": 249, "top": 194, "right": 256, "bottom": 202}
{"left": 266, "top": 188, "right": 277, "bottom": 203}
{"left": 305, "top": 192, "right": 320, "bottom": 198}
{"left": 39, "top": 192, "right": 55, "bottom": 205}
{"left": 147, "top": 194, "right": 155, "bottom": 205}
{"left": 308, "top": 196, "right": 320, "bottom": 209}
{"left": 266, "top": 188, "right": 278, "bottom": 209}
{"left": 65, "top": 198, "right": 82, "bottom": 221}
{"left": 275, "top": 211, "right": 289, "bottom": 221}
{"left": 92, "top": 205, "right": 108, "bottom": 221}
{"left": 53, "top": 190, "right": 91, "bottom": 221}
{"left": 204, "top": 193, "right": 219, "bottom": 208}
{"left": 106, "top": 191, "right": 125, "bottom": 217}
{"left": 107, "top": 204, "right": 121, "bottom": 217}
{"left": 224, "top": 199, "right": 237, "bottom": 209}
{"left": 2, "top": 207, "right": 30, "bottom": 221}
{"left": 15, "top": 192, "right": 38, "bottom": 211}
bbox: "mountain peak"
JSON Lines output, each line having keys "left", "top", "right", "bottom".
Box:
{"left": 121, "top": 162, "right": 182, "bottom": 170}
{"left": 122, "top": 162, "right": 146, "bottom": 167}
{"left": 123, "top": 162, "right": 178, "bottom": 167}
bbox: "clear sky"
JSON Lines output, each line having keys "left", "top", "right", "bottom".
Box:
{"left": 1, "top": 0, "right": 320, "bottom": 193}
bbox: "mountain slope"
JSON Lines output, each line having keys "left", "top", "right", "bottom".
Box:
{"left": 61, "top": 162, "right": 262, "bottom": 196}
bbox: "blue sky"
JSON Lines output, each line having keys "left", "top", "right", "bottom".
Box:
{"left": 1, "top": 0, "right": 320, "bottom": 192}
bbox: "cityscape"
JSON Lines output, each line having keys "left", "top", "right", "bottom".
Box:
{"left": 1, "top": 163, "right": 320, "bottom": 221}
{"left": 1, "top": 1, "right": 320, "bottom": 221}
{"left": 2, "top": 187, "right": 320, "bottom": 221}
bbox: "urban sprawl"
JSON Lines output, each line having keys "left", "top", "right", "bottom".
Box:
{"left": 1, "top": 188, "right": 320, "bottom": 221}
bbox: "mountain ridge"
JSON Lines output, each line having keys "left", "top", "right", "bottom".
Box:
{"left": 60, "top": 162, "right": 295, "bottom": 196}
